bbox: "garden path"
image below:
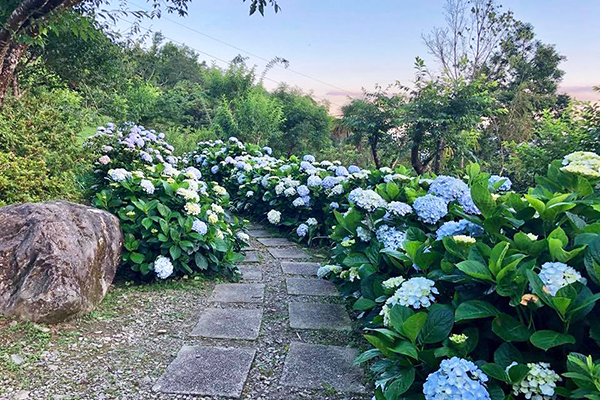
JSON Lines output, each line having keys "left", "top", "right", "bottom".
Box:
{"left": 152, "top": 223, "right": 370, "bottom": 399}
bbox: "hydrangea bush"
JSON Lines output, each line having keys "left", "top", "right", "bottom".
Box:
{"left": 195, "top": 136, "right": 600, "bottom": 399}
{"left": 86, "top": 124, "right": 246, "bottom": 279}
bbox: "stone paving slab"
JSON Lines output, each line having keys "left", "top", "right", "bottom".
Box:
{"left": 243, "top": 251, "right": 260, "bottom": 263}
{"left": 210, "top": 284, "right": 265, "bottom": 303}
{"left": 280, "top": 342, "right": 365, "bottom": 393}
{"left": 267, "top": 247, "right": 310, "bottom": 260}
{"left": 257, "top": 237, "right": 297, "bottom": 247}
{"left": 191, "top": 308, "right": 262, "bottom": 340}
{"left": 281, "top": 261, "right": 319, "bottom": 276}
{"left": 247, "top": 229, "right": 276, "bottom": 238}
{"left": 288, "top": 302, "right": 352, "bottom": 330}
{"left": 241, "top": 244, "right": 253, "bottom": 251}
{"left": 153, "top": 345, "right": 256, "bottom": 397}
{"left": 286, "top": 277, "right": 340, "bottom": 297}
{"left": 239, "top": 265, "right": 263, "bottom": 281}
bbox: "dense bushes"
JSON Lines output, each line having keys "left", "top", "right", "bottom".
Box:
{"left": 85, "top": 124, "right": 247, "bottom": 279}
{"left": 195, "top": 137, "right": 600, "bottom": 399}
{"left": 0, "top": 89, "right": 95, "bottom": 206}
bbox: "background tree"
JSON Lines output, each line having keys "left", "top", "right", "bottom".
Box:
{"left": 341, "top": 85, "right": 404, "bottom": 168}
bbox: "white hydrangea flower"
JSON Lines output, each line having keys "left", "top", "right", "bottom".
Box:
{"left": 317, "top": 264, "right": 341, "bottom": 279}
{"left": 306, "top": 218, "right": 318, "bottom": 226}
{"left": 508, "top": 362, "right": 560, "bottom": 400}
{"left": 211, "top": 204, "right": 224, "bottom": 214}
{"left": 356, "top": 226, "right": 372, "bottom": 242}
{"left": 453, "top": 235, "right": 476, "bottom": 244}
{"left": 237, "top": 232, "right": 250, "bottom": 243}
{"left": 207, "top": 210, "right": 219, "bottom": 224}
{"left": 267, "top": 210, "right": 281, "bottom": 224}
{"left": 154, "top": 256, "right": 174, "bottom": 279}
{"left": 539, "top": 262, "right": 586, "bottom": 296}
{"left": 140, "top": 179, "right": 154, "bottom": 194}
{"left": 177, "top": 188, "right": 200, "bottom": 202}
{"left": 387, "top": 277, "right": 438, "bottom": 309}
{"left": 382, "top": 276, "right": 405, "bottom": 290}
{"left": 184, "top": 202, "right": 201, "bottom": 215}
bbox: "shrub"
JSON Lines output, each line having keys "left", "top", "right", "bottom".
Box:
{"left": 194, "top": 136, "right": 600, "bottom": 399}
{"left": 0, "top": 89, "right": 95, "bottom": 205}
{"left": 86, "top": 124, "right": 246, "bottom": 280}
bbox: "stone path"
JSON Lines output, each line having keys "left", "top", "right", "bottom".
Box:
{"left": 153, "top": 222, "right": 369, "bottom": 399}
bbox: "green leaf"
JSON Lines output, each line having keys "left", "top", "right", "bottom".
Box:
{"left": 494, "top": 343, "right": 523, "bottom": 367}
{"left": 489, "top": 242, "right": 509, "bottom": 277}
{"left": 456, "top": 260, "right": 494, "bottom": 282}
{"left": 390, "top": 341, "right": 419, "bottom": 360}
{"left": 455, "top": 300, "right": 500, "bottom": 322}
{"left": 420, "top": 304, "right": 454, "bottom": 344}
{"left": 524, "top": 195, "right": 545, "bottom": 216}
{"left": 194, "top": 252, "right": 208, "bottom": 270}
{"left": 507, "top": 364, "right": 531, "bottom": 384}
{"left": 129, "top": 252, "right": 145, "bottom": 264}
{"left": 343, "top": 253, "right": 370, "bottom": 268}
{"left": 471, "top": 182, "right": 495, "bottom": 217}
{"left": 353, "top": 348, "right": 381, "bottom": 365}
{"left": 384, "top": 369, "right": 415, "bottom": 399}
{"left": 169, "top": 245, "right": 182, "bottom": 260}
{"left": 480, "top": 363, "right": 509, "bottom": 383}
{"left": 353, "top": 297, "right": 377, "bottom": 311}
{"left": 402, "top": 312, "right": 427, "bottom": 343}
{"left": 530, "top": 330, "right": 576, "bottom": 351}
{"left": 141, "top": 217, "right": 153, "bottom": 230}
{"left": 492, "top": 314, "right": 531, "bottom": 342}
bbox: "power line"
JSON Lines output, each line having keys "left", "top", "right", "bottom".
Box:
{"left": 125, "top": 0, "right": 358, "bottom": 99}
{"left": 117, "top": 17, "right": 348, "bottom": 111}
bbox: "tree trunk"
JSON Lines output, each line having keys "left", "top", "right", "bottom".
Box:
{"left": 433, "top": 138, "right": 444, "bottom": 174}
{"left": 0, "top": 41, "right": 27, "bottom": 107}
{"left": 370, "top": 139, "right": 380, "bottom": 169}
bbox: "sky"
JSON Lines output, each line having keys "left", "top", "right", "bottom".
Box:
{"left": 111, "top": 0, "right": 600, "bottom": 115}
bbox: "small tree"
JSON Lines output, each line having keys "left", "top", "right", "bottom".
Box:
{"left": 341, "top": 85, "right": 404, "bottom": 168}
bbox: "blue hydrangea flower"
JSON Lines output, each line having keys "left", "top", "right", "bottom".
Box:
{"left": 303, "top": 154, "right": 316, "bottom": 163}
{"left": 539, "top": 262, "right": 586, "bottom": 296}
{"left": 263, "top": 146, "right": 272, "bottom": 155}
{"left": 192, "top": 220, "right": 208, "bottom": 235}
{"left": 335, "top": 166, "right": 349, "bottom": 177}
{"left": 436, "top": 219, "right": 484, "bottom": 240}
{"left": 386, "top": 201, "right": 412, "bottom": 217}
{"left": 296, "top": 223, "right": 309, "bottom": 237}
{"left": 297, "top": 185, "right": 310, "bottom": 197}
{"left": 300, "top": 161, "right": 315, "bottom": 171}
{"left": 429, "top": 176, "right": 469, "bottom": 202}
{"left": 348, "top": 188, "right": 387, "bottom": 211}
{"left": 140, "top": 179, "right": 155, "bottom": 194}
{"left": 140, "top": 151, "right": 153, "bottom": 163}
{"left": 211, "top": 165, "right": 219, "bottom": 174}
{"left": 423, "top": 357, "right": 490, "bottom": 400}
{"left": 376, "top": 225, "right": 406, "bottom": 250}
{"left": 458, "top": 192, "right": 481, "bottom": 215}
{"left": 184, "top": 166, "right": 202, "bottom": 180}
{"left": 292, "top": 197, "right": 306, "bottom": 207}
{"left": 330, "top": 202, "right": 340, "bottom": 209}
{"left": 414, "top": 195, "right": 448, "bottom": 224}
{"left": 321, "top": 176, "right": 339, "bottom": 190}
{"left": 489, "top": 175, "right": 512, "bottom": 191}
{"left": 108, "top": 168, "right": 131, "bottom": 182}
{"left": 348, "top": 165, "right": 361, "bottom": 173}
{"left": 307, "top": 175, "right": 322, "bottom": 187}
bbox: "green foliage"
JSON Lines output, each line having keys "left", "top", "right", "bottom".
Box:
{"left": 0, "top": 89, "right": 95, "bottom": 206}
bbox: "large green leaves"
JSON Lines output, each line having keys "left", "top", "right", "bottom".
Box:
{"left": 455, "top": 300, "right": 500, "bottom": 322}
{"left": 530, "top": 330, "right": 576, "bottom": 351}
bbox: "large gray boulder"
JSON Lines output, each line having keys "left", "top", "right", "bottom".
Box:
{"left": 0, "top": 201, "right": 122, "bottom": 323}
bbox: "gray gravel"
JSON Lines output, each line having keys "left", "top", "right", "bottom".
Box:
{"left": 0, "top": 227, "right": 373, "bottom": 400}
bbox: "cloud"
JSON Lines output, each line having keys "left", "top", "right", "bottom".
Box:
{"left": 325, "top": 90, "right": 364, "bottom": 98}
{"left": 559, "top": 85, "right": 600, "bottom": 101}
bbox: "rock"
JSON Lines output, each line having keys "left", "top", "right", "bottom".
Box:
{"left": 13, "top": 390, "right": 30, "bottom": 399}
{"left": 0, "top": 201, "right": 122, "bottom": 323}
{"left": 10, "top": 354, "right": 25, "bottom": 365}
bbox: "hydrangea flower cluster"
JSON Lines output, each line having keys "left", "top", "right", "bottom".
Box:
{"left": 140, "top": 179, "right": 155, "bottom": 194}
{"left": 561, "top": 151, "right": 600, "bottom": 178}
{"left": 414, "top": 194, "right": 448, "bottom": 224}
{"left": 428, "top": 176, "right": 469, "bottom": 202}
{"left": 317, "top": 264, "right": 342, "bottom": 279}
{"left": 296, "top": 223, "right": 309, "bottom": 237}
{"left": 154, "top": 256, "right": 174, "bottom": 279}
{"left": 423, "top": 357, "right": 490, "bottom": 400}
{"left": 386, "top": 277, "right": 438, "bottom": 310}
{"left": 108, "top": 168, "right": 132, "bottom": 182}
{"left": 356, "top": 226, "right": 372, "bottom": 242}
{"left": 436, "top": 219, "right": 484, "bottom": 240}
{"left": 458, "top": 192, "right": 481, "bottom": 215}
{"left": 382, "top": 276, "right": 405, "bottom": 290}
{"left": 508, "top": 362, "right": 560, "bottom": 400}
{"left": 348, "top": 188, "right": 387, "bottom": 211}
{"left": 386, "top": 201, "right": 412, "bottom": 217}
{"left": 539, "top": 262, "right": 586, "bottom": 296}
{"left": 192, "top": 220, "right": 208, "bottom": 235}
{"left": 376, "top": 225, "right": 407, "bottom": 251}
{"left": 489, "top": 175, "right": 512, "bottom": 191}
{"left": 267, "top": 210, "right": 281, "bottom": 224}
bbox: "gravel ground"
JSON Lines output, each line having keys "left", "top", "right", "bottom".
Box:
{"left": 0, "top": 226, "right": 373, "bottom": 400}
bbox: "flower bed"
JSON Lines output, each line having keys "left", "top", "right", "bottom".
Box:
{"left": 192, "top": 138, "right": 600, "bottom": 399}
{"left": 85, "top": 124, "right": 247, "bottom": 280}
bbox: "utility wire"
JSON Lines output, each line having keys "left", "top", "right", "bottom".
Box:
{"left": 125, "top": 0, "right": 358, "bottom": 99}
{"left": 117, "top": 17, "right": 348, "bottom": 111}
